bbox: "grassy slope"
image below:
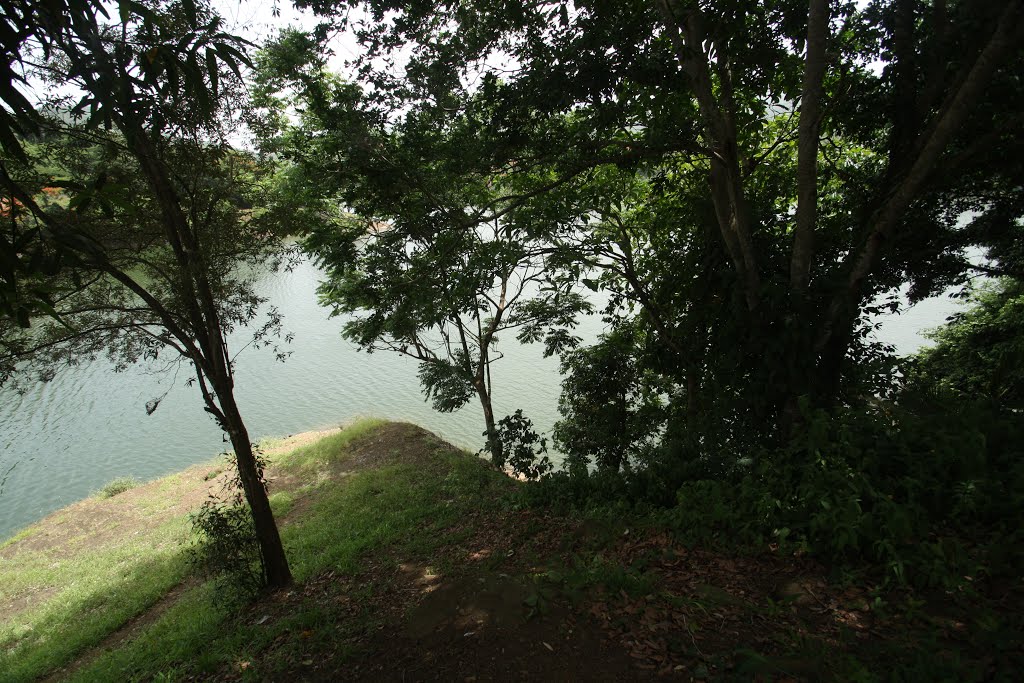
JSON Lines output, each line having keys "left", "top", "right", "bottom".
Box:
{"left": 0, "top": 419, "right": 517, "bottom": 681}
{"left": 1, "top": 420, "right": 1019, "bottom": 682}
{"left": 0, "top": 471, "right": 199, "bottom": 681}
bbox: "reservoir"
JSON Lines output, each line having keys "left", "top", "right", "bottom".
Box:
{"left": 0, "top": 258, "right": 963, "bottom": 539}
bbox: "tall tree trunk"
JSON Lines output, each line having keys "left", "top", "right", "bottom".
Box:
{"left": 813, "top": 0, "right": 1024, "bottom": 398}
{"left": 654, "top": 0, "right": 761, "bottom": 313}
{"left": 217, "top": 383, "right": 293, "bottom": 588}
{"left": 782, "top": 0, "right": 830, "bottom": 431}
{"left": 790, "top": 0, "right": 830, "bottom": 295}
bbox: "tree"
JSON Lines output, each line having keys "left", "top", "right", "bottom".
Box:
{"left": 0, "top": 0, "right": 294, "bottom": 587}
{"left": 254, "top": 31, "right": 590, "bottom": 467}
{"left": 554, "top": 323, "right": 669, "bottom": 474}
{"left": 309, "top": 211, "right": 588, "bottom": 467}
{"left": 279, "top": 0, "right": 1023, "bottom": 471}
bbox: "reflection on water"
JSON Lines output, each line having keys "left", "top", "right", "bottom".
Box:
{"left": 0, "top": 259, "right": 963, "bottom": 539}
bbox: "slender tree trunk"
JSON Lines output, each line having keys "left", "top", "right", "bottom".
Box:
{"left": 39, "top": 16, "right": 295, "bottom": 590}
{"left": 476, "top": 382, "right": 504, "bottom": 467}
{"left": 217, "top": 383, "right": 293, "bottom": 588}
{"left": 123, "top": 124, "right": 294, "bottom": 591}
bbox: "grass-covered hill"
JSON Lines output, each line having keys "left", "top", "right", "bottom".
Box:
{"left": 0, "top": 420, "right": 1017, "bottom": 681}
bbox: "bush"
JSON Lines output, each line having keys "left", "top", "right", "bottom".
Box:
{"left": 554, "top": 326, "right": 669, "bottom": 475}
{"left": 190, "top": 498, "right": 266, "bottom": 601}
{"left": 189, "top": 449, "right": 270, "bottom": 602}
{"left": 663, "top": 398, "right": 1024, "bottom": 588}
{"left": 96, "top": 476, "right": 140, "bottom": 499}
{"left": 485, "top": 409, "right": 552, "bottom": 480}
{"left": 536, "top": 392, "right": 1024, "bottom": 589}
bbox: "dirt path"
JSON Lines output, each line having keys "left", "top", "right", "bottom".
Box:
{"left": 40, "top": 579, "right": 198, "bottom": 683}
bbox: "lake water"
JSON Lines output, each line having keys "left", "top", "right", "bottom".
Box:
{"left": 0, "top": 260, "right": 963, "bottom": 540}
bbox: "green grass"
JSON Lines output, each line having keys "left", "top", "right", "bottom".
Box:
{"left": 0, "top": 419, "right": 512, "bottom": 682}
{"left": 95, "top": 477, "right": 141, "bottom": 499}
{"left": 0, "top": 518, "right": 189, "bottom": 682}
{"left": 3, "top": 419, "right": 1012, "bottom": 682}
{"left": 267, "top": 418, "right": 387, "bottom": 472}
{"left": 0, "top": 527, "right": 36, "bottom": 550}
{"left": 70, "top": 426, "right": 512, "bottom": 681}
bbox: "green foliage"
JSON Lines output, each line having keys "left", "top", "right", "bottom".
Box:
{"left": 0, "top": 0, "right": 296, "bottom": 586}
{"left": 1, "top": 134, "right": 296, "bottom": 383}
{"left": 417, "top": 355, "right": 476, "bottom": 413}
{"left": 278, "top": 0, "right": 1024, "bottom": 452}
{"left": 485, "top": 409, "right": 552, "bottom": 480}
{"left": 190, "top": 499, "right": 265, "bottom": 603}
{"left": 538, "top": 278, "right": 1024, "bottom": 592}
{"left": 556, "top": 553, "right": 657, "bottom": 599}
{"left": 554, "top": 324, "right": 668, "bottom": 474}
{"left": 661, "top": 399, "right": 1024, "bottom": 588}
{"left": 260, "top": 60, "right": 595, "bottom": 459}
{"left": 189, "top": 450, "right": 271, "bottom": 600}
{"left": 0, "top": 0, "right": 252, "bottom": 324}
{"left": 261, "top": 3, "right": 1023, "bottom": 595}
{"left": 96, "top": 476, "right": 140, "bottom": 499}
{"left": 913, "top": 279, "right": 1024, "bottom": 409}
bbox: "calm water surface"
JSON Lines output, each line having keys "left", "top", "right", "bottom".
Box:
{"left": 0, "top": 260, "right": 962, "bottom": 539}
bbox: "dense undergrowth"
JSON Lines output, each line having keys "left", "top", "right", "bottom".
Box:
{"left": 526, "top": 282, "right": 1024, "bottom": 596}
{"left": 531, "top": 394, "right": 1024, "bottom": 593}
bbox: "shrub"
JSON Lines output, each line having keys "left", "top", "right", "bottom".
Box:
{"left": 537, "top": 392, "right": 1024, "bottom": 589}
{"left": 190, "top": 498, "right": 265, "bottom": 601}
{"left": 96, "top": 476, "right": 140, "bottom": 499}
{"left": 189, "top": 449, "right": 270, "bottom": 602}
{"left": 662, "top": 398, "right": 1024, "bottom": 588}
{"left": 485, "top": 410, "right": 552, "bottom": 480}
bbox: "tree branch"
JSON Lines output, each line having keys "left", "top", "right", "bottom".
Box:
{"left": 790, "top": 0, "right": 830, "bottom": 295}
{"left": 818, "top": 0, "right": 1024, "bottom": 352}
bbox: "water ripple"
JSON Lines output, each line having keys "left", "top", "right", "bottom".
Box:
{"left": 0, "top": 259, "right": 605, "bottom": 539}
